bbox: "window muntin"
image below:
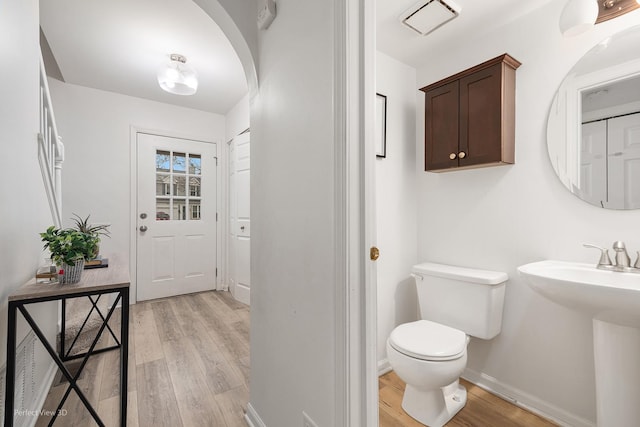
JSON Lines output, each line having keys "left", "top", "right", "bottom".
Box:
{"left": 155, "top": 150, "right": 203, "bottom": 221}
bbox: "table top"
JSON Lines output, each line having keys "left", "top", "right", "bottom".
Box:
{"left": 9, "top": 254, "right": 130, "bottom": 302}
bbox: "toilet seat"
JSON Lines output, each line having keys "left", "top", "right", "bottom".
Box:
{"left": 389, "top": 320, "right": 467, "bottom": 361}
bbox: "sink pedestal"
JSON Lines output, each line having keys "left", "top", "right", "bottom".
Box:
{"left": 517, "top": 260, "right": 640, "bottom": 427}
{"left": 593, "top": 319, "right": 640, "bottom": 427}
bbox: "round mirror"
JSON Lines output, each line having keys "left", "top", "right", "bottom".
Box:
{"left": 547, "top": 24, "right": 640, "bottom": 209}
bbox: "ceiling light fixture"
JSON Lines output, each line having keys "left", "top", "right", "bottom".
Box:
{"left": 157, "top": 54, "right": 198, "bottom": 96}
{"left": 559, "top": 0, "right": 599, "bottom": 37}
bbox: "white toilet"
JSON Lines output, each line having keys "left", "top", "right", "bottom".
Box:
{"left": 386, "top": 262, "right": 508, "bottom": 427}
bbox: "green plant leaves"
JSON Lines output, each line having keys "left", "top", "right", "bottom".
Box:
{"left": 41, "top": 215, "right": 111, "bottom": 265}
{"left": 40, "top": 227, "right": 95, "bottom": 266}
{"left": 71, "top": 213, "right": 110, "bottom": 237}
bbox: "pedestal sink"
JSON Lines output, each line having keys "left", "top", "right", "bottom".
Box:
{"left": 518, "top": 260, "right": 640, "bottom": 427}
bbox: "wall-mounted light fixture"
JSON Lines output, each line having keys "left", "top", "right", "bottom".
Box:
{"left": 596, "top": 0, "right": 640, "bottom": 23}
{"left": 559, "top": 0, "right": 599, "bottom": 37}
{"left": 560, "top": 0, "right": 640, "bottom": 37}
{"left": 157, "top": 54, "right": 198, "bottom": 96}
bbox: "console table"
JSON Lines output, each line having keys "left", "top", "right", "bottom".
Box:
{"left": 4, "top": 255, "right": 130, "bottom": 427}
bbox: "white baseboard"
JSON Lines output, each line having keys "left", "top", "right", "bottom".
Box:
{"left": 245, "top": 402, "right": 266, "bottom": 427}
{"left": 462, "top": 368, "right": 595, "bottom": 427}
{"left": 377, "top": 358, "right": 392, "bottom": 376}
{"left": 234, "top": 284, "right": 250, "bottom": 306}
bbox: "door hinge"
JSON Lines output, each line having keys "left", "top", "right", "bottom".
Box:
{"left": 216, "top": 212, "right": 218, "bottom": 221}
{"left": 215, "top": 268, "right": 218, "bottom": 277}
{"left": 214, "top": 156, "right": 218, "bottom": 166}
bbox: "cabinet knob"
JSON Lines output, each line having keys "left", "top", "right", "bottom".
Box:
{"left": 449, "top": 153, "right": 457, "bottom": 160}
{"left": 458, "top": 151, "right": 467, "bottom": 159}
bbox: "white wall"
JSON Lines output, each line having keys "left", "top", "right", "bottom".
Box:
{"left": 193, "top": 0, "right": 258, "bottom": 94}
{"left": 48, "top": 79, "right": 225, "bottom": 301}
{"left": 375, "top": 52, "right": 418, "bottom": 367}
{"left": 225, "top": 93, "right": 250, "bottom": 142}
{"left": 0, "top": 0, "right": 59, "bottom": 420}
{"left": 414, "top": 5, "right": 640, "bottom": 425}
{"left": 248, "top": 0, "right": 337, "bottom": 425}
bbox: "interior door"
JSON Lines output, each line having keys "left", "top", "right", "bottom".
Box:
{"left": 228, "top": 132, "right": 250, "bottom": 304}
{"left": 580, "top": 120, "right": 607, "bottom": 207}
{"left": 607, "top": 112, "right": 640, "bottom": 209}
{"left": 136, "top": 133, "right": 217, "bottom": 301}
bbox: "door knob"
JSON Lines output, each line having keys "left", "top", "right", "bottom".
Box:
{"left": 370, "top": 246, "right": 380, "bottom": 261}
{"left": 139, "top": 225, "right": 148, "bottom": 232}
{"left": 240, "top": 226, "right": 245, "bottom": 231}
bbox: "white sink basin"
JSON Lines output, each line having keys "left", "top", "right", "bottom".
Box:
{"left": 518, "top": 259, "right": 640, "bottom": 426}
{"left": 518, "top": 260, "right": 640, "bottom": 324}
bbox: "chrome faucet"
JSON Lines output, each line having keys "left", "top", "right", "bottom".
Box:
{"left": 583, "top": 244, "right": 613, "bottom": 269}
{"left": 613, "top": 241, "right": 631, "bottom": 268}
{"left": 584, "top": 242, "right": 640, "bottom": 273}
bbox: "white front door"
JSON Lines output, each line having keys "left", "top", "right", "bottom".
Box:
{"left": 228, "top": 132, "right": 250, "bottom": 304}
{"left": 136, "top": 133, "right": 217, "bottom": 301}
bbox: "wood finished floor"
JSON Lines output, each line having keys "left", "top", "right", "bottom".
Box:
{"left": 379, "top": 371, "right": 559, "bottom": 427}
{"left": 36, "top": 290, "right": 249, "bottom": 427}
{"left": 35, "top": 290, "right": 558, "bottom": 427}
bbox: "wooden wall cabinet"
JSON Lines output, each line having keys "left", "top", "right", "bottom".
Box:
{"left": 420, "top": 54, "right": 521, "bottom": 172}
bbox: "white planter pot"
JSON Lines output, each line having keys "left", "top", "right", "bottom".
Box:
{"left": 59, "top": 259, "right": 85, "bottom": 284}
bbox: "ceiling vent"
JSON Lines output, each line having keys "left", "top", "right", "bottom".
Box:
{"left": 400, "top": 0, "right": 462, "bottom": 36}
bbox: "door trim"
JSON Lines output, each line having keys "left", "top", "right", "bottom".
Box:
{"left": 129, "top": 126, "right": 222, "bottom": 304}
{"left": 333, "top": 0, "right": 378, "bottom": 425}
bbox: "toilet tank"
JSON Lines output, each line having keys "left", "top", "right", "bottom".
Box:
{"left": 412, "top": 262, "right": 508, "bottom": 339}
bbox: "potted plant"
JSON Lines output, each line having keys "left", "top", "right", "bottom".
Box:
{"left": 40, "top": 226, "right": 94, "bottom": 284}
{"left": 70, "top": 214, "right": 110, "bottom": 259}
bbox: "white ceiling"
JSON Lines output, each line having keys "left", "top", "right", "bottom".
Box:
{"left": 377, "top": 0, "right": 558, "bottom": 69}
{"left": 40, "top": 0, "right": 248, "bottom": 115}
{"left": 40, "top": 0, "right": 560, "bottom": 114}
{"left": 582, "top": 73, "right": 640, "bottom": 113}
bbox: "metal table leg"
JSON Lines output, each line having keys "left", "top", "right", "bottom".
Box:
{"left": 4, "top": 301, "right": 17, "bottom": 427}
{"left": 120, "top": 288, "right": 129, "bottom": 426}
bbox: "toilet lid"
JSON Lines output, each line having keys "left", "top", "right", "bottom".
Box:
{"left": 389, "top": 320, "right": 467, "bottom": 361}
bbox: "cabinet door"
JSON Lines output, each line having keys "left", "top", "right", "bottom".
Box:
{"left": 425, "top": 81, "right": 459, "bottom": 171}
{"left": 459, "top": 63, "right": 503, "bottom": 167}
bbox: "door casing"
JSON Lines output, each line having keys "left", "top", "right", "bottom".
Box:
{"left": 129, "top": 127, "right": 222, "bottom": 304}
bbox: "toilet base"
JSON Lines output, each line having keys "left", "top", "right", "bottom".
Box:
{"left": 402, "top": 380, "right": 467, "bottom": 427}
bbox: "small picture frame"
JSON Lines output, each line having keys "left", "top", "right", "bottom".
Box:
{"left": 375, "top": 93, "right": 387, "bottom": 158}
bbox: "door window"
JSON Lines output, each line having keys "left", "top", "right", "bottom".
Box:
{"left": 155, "top": 150, "right": 203, "bottom": 220}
